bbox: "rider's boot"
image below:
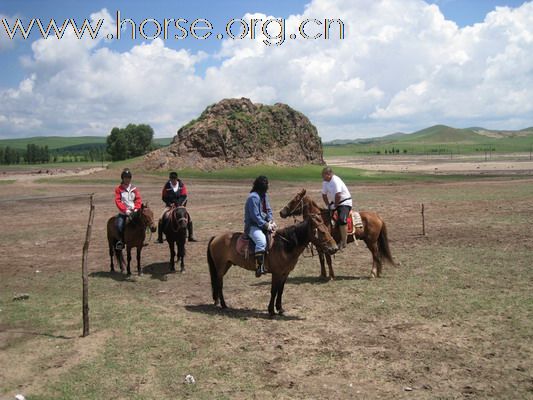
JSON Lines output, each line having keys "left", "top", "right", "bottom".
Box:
{"left": 255, "top": 252, "right": 266, "bottom": 277}
{"left": 156, "top": 219, "right": 164, "bottom": 243}
{"left": 187, "top": 220, "right": 198, "bottom": 242}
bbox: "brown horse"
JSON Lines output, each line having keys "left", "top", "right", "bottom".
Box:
{"left": 162, "top": 206, "right": 188, "bottom": 273}
{"left": 207, "top": 214, "right": 338, "bottom": 316}
{"left": 107, "top": 204, "right": 157, "bottom": 276}
{"left": 280, "top": 189, "right": 397, "bottom": 279}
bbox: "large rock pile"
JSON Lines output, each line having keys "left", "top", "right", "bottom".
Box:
{"left": 143, "top": 98, "right": 324, "bottom": 170}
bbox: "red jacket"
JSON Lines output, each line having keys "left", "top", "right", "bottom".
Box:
{"left": 115, "top": 184, "right": 142, "bottom": 214}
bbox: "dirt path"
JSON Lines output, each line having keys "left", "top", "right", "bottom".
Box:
{"left": 0, "top": 167, "right": 107, "bottom": 183}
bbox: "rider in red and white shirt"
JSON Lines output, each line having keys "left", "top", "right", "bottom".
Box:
{"left": 114, "top": 168, "right": 142, "bottom": 249}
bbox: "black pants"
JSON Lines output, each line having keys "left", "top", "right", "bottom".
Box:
{"left": 116, "top": 214, "right": 127, "bottom": 236}
{"left": 336, "top": 205, "right": 351, "bottom": 225}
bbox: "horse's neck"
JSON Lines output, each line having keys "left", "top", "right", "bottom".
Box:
{"left": 303, "top": 197, "right": 328, "bottom": 216}
{"left": 292, "top": 219, "right": 311, "bottom": 247}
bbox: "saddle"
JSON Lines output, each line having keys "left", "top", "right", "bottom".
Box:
{"left": 332, "top": 210, "right": 363, "bottom": 235}
{"left": 236, "top": 232, "right": 275, "bottom": 259}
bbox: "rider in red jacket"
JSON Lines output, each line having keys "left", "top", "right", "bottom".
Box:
{"left": 114, "top": 168, "right": 142, "bottom": 249}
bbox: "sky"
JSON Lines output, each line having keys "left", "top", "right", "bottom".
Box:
{"left": 0, "top": 0, "right": 531, "bottom": 140}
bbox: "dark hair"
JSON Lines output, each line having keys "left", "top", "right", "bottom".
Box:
{"left": 121, "top": 168, "right": 132, "bottom": 180}
{"left": 322, "top": 166, "right": 333, "bottom": 175}
{"left": 251, "top": 175, "right": 269, "bottom": 195}
{"left": 169, "top": 171, "right": 178, "bottom": 179}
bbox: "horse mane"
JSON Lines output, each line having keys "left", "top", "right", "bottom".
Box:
{"left": 274, "top": 219, "right": 309, "bottom": 252}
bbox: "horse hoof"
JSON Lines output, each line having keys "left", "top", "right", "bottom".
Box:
{"left": 180, "top": 268, "right": 185, "bottom": 274}
{"left": 277, "top": 308, "right": 285, "bottom": 315}
{"left": 138, "top": 272, "right": 143, "bottom": 277}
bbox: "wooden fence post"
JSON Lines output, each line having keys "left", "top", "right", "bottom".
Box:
{"left": 82, "top": 194, "right": 95, "bottom": 337}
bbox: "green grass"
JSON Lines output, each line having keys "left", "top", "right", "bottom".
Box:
{"left": 0, "top": 179, "right": 15, "bottom": 185}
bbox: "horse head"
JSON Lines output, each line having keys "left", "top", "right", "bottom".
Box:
{"left": 140, "top": 203, "right": 157, "bottom": 232}
{"left": 308, "top": 213, "right": 337, "bottom": 255}
{"left": 279, "top": 188, "right": 306, "bottom": 218}
{"left": 170, "top": 206, "right": 189, "bottom": 231}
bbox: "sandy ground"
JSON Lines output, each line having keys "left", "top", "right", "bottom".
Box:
{"left": 327, "top": 154, "right": 533, "bottom": 175}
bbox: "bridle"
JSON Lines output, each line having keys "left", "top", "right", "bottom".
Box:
{"left": 169, "top": 205, "right": 188, "bottom": 232}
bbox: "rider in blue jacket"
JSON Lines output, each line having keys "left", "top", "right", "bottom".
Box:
{"left": 244, "top": 176, "right": 276, "bottom": 277}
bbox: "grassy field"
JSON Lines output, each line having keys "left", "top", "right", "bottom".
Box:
{"left": 0, "top": 173, "right": 532, "bottom": 399}
{"left": 0, "top": 137, "right": 173, "bottom": 150}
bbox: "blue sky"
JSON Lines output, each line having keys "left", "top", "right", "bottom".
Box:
{"left": 0, "top": 0, "right": 531, "bottom": 139}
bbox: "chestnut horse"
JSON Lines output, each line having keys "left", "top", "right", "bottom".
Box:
{"left": 162, "top": 206, "right": 188, "bottom": 273}
{"left": 207, "top": 214, "right": 338, "bottom": 316}
{"left": 107, "top": 204, "right": 157, "bottom": 275}
{"left": 279, "top": 189, "right": 396, "bottom": 279}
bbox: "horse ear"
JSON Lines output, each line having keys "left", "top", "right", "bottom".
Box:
{"left": 299, "top": 188, "right": 306, "bottom": 196}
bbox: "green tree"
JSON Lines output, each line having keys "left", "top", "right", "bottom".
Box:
{"left": 106, "top": 124, "right": 155, "bottom": 161}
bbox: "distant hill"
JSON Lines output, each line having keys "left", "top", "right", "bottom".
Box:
{"left": 324, "top": 125, "right": 533, "bottom": 155}
{"left": 325, "top": 125, "right": 533, "bottom": 146}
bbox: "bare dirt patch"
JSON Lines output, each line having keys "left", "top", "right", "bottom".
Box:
{"left": 1, "top": 171, "right": 532, "bottom": 399}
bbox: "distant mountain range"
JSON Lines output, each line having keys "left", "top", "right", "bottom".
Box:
{"left": 325, "top": 125, "right": 533, "bottom": 146}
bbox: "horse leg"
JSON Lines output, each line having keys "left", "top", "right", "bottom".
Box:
{"left": 126, "top": 246, "right": 132, "bottom": 275}
{"left": 326, "top": 253, "right": 335, "bottom": 280}
{"left": 109, "top": 243, "right": 115, "bottom": 272}
{"left": 168, "top": 240, "right": 176, "bottom": 272}
{"left": 268, "top": 274, "right": 281, "bottom": 316}
{"left": 367, "top": 240, "right": 381, "bottom": 278}
{"left": 178, "top": 238, "right": 185, "bottom": 273}
{"left": 275, "top": 277, "right": 287, "bottom": 315}
{"left": 115, "top": 249, "right": 124, "bottom": 274}
{"left": 218, "top": 272, "right": 227, "bottom": 309}
{"left": 318, "top": 251, "right": 327, "bottom": 279}
{"left": 136, "top": 247, "right": 142, "bottom": 276}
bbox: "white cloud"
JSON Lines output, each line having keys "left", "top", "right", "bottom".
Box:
{"left": 0, "top": 1, "right": 532, "bottom": 140}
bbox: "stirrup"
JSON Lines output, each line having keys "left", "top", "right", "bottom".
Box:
{"left": 115, "top": 241, "right": 124, "bottom": 251}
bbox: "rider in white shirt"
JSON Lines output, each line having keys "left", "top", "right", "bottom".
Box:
{"left": 321, "top": 167, "right": 352, "bottom": 249}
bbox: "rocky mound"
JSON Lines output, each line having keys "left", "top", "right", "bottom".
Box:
{"left": 143, "top": 98, "right": 324, "bottom": 170}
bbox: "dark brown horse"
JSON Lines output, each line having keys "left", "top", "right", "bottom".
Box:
{"left": 207, "top": 214, "right": 338, "bottom": 316}
{"left": 162, "top": 206, "right": 188, "bottom": 272}
{"left": 280, "top": 189, "right": 397, "bottom": 279}
{"left": 107, "top": 204, "right": 157, "bottom": 275}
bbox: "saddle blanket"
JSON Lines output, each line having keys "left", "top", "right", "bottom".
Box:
{"left": 236, "top": 233, "right": 275, "bottom": 258}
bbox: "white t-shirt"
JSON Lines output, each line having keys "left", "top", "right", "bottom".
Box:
{"left": 322, "top": 175, "right": 352, "bottom": 207}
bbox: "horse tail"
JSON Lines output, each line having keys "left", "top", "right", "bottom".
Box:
{"left": 207, "top": 236, "right": 219, "bottom": 304}
{"left": 378, "top": 220, "right": 397, "bottom": 267}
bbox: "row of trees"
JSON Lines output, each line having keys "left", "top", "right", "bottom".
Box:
{"left": 1, "top": 123, "right": 157, "bottom": 165}
{"left": 0, "top": 144, "right": 50, "bottom": 165}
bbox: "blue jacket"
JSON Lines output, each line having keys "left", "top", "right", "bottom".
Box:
{"left": 244, "top": 192, "right": 273, "bottom": 232}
